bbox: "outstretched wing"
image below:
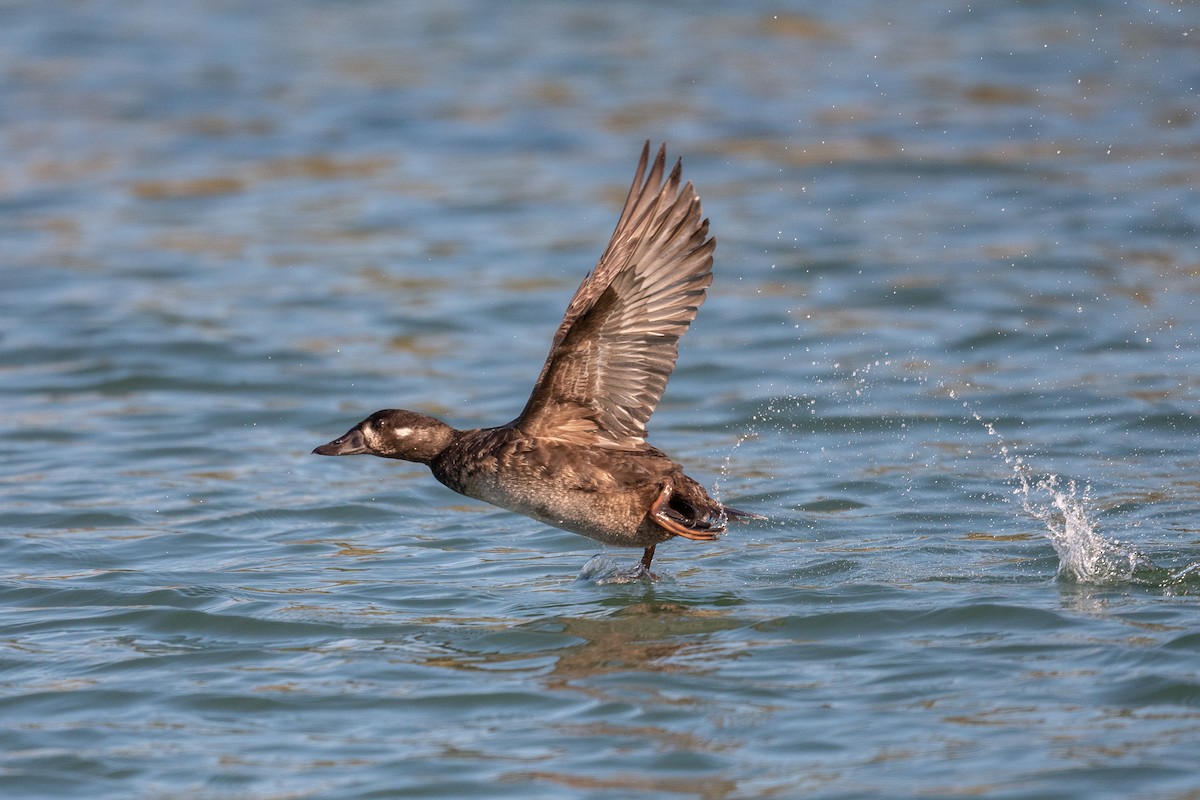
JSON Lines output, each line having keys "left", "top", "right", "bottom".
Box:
{"left": 514, "top": 142, "right": 715, "bottom": 446}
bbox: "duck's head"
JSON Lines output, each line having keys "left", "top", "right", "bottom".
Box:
{"left": 313, "top": 409, "right": 456, "bottom": 464}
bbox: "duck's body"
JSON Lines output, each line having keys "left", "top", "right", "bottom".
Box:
{"left": 434, "top": 426, "right": 722, "bottom": 551}
{"left": 314, "top": 142, "right": 762, "bottom": 573}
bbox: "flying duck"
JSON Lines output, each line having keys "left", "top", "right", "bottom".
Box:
{"left": 314, "top": 142, "right": 762, "bottom": 574}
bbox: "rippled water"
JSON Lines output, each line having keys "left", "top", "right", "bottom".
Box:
{"left": 3, "top": 1, "right": 1199, "bottom": 798}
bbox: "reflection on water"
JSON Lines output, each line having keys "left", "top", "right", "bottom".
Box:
{"left": 543, "top": 604, "right": 741, "bottom": 686}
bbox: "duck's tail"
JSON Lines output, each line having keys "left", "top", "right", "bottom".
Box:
{"left": 720, "top": 504, "right": 768, "bottom": 522}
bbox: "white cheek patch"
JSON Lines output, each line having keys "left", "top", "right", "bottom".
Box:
{"left": 393, "top": 427, "right": 414, "bottom": 438}
{"left": 362, "top": 427, "right": 382, "bottom": 448}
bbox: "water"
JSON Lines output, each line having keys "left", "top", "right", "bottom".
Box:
{"left": 3, "top": 1, "right": 1200, "bottom": 797}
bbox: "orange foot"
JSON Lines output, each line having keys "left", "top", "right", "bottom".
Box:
{"left": 649, "top": 482, "right": 721, "bottom": 541}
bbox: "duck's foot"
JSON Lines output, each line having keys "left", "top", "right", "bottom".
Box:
{"left": 577, "top": 553, "right": 658, "bottom": 584}
{"left": 650, "top": 483, "right": 722, "bottom": 540}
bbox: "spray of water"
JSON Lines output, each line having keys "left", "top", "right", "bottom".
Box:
{"left": 714, "top": 388, "right": 813, "bottom": 508}
{"left": 712, "top": 347, "right": 1198, "bottom": 590}
{"left": 576, "top": 553, "right": 655, "bottom": 585}
{"left": 1016, "top": 475, "right": 1144, "bottom": 582}
{"left": 945, "top": 387, "right": 1161, "bottom": 584}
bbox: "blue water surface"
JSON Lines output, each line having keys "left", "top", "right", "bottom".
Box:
{"left": 2, "top": 1, "right": 1199, "bottom": 798}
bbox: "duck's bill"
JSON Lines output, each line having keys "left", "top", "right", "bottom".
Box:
{"left": 312, "top": 428, "right": 367, "bottom": 456}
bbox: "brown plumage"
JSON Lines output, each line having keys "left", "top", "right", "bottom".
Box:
{"left": 314, "top": 142, "right": 763, "bottom": 575}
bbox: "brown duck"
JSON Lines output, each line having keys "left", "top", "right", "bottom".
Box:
{"left": 314, "top": 142, "right": 763, "bottom": 573}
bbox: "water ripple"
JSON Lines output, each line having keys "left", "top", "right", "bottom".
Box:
{"left": 3, "top": 1, "right": 1199, "bottom": 797}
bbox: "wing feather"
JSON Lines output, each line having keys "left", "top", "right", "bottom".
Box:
{"left": 515, "top": 142, "right": 715, "bottom": 446}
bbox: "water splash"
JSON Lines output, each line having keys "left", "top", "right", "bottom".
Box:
{"left": 714, "top": 358, "right": 1199, "bottom": 590}
{"left": 941, "top": 387, "right": 1193, "bottom": 588}
{"left": 714, "top": 391, "right": 812, "bottom": 508}
{"left": 576, "top": 553, "right": 655, "bottom": 584}
{"left": 1016, "top": 475, "right": 1146, "bottom": 582}
{"left": 1015, "top": 470, "right": 1200, "bottom": 592}
{"left": 945, "top": 388, "right": 1129, "bottom": 581}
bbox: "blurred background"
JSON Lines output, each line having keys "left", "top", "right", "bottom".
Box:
{"left": 2, "top": 2, "right": 1199, "bottom": 798}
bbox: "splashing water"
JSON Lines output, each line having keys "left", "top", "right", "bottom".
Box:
{"left": 947, "top": 388, "right": 1150, "bottom": 583}
{"left": 715, "top": 357, "right": 1199, "bottom": 590}
{"left": 576, "top": 553, "right": 655, "bottom": 584}
{"left": 1015, "top": 474, "right": 1143, "bottom": 582}
{"left": 1013, "top": 468, "right": 1200, "bottom": 591}
{"left": 714, "top": 390, "right": 812, "bottom": 508}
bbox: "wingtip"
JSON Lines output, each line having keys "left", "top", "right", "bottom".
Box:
{"left": 669, "top": 157, "right": 683, "bottom": 182}
{"left": 652, "top": 142, "right": 668, "bottom": 171}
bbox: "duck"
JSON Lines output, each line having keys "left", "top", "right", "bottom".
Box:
{"left": 313, "top": 141, "right": 763, "bottom": 574}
